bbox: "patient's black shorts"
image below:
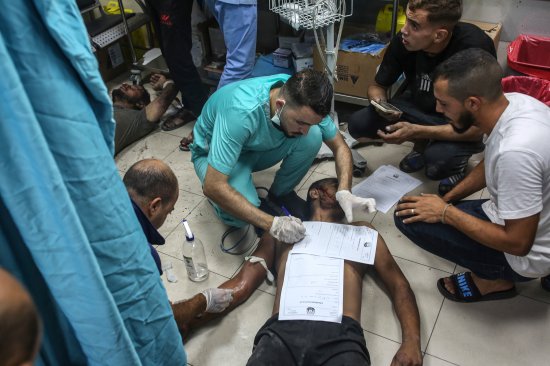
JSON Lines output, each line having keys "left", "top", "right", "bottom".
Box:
{"left": 246, "top": 314, "right": 370, "bottom": 366}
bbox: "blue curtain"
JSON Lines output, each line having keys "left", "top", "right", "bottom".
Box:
{"left": 0, "top": 0, "right": 186, "bottom": 365}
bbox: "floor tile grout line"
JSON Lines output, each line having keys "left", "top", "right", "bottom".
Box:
{"left": 422, "top": 351, "right": 461, "bottom": 366}
{"left": 392, "top": 254, "right": 455, "bottom": 275}
{"left": 162, "top": 197, "right": 206, "bottom": 239}
{"left": 423, "top": 264, "right": 456, "bottom": 356}
{"left": 516, "top": 293, "right": 550, "bottom": 305}
{"left": 362, "top": 328, "right": 402, "bottom": 345}
{"left": 158, "top": 251, "right": 233, "bottom": 280}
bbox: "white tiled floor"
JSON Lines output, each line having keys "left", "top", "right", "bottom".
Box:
{"left": 115, "top": 124, "right": 550, "bottom": 366}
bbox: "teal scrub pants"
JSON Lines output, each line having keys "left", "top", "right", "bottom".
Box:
{"left": 194, "top": 126, "right": 322, "bottom": 227}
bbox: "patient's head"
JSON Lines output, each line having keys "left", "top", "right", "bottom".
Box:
{"left": 0, "top": 269, "right": 42, "bottom": 366}
{"left": 306, "top": 178, "right": 345, "bottom": 221}
{"left": 112, "top": 83, "right": 151, "bottom": 110}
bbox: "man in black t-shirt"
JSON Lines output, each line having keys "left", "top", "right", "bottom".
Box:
{"left": 347, "top": 0, "right": 496, "bottom": 195}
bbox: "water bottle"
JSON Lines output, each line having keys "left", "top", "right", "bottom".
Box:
{"left": 181, "top": 220, "right": 209, "bottom": 282}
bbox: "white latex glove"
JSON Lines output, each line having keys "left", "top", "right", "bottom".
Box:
{"left": 335, "top": 190, "right": 376, "bottom": 223}
{"left": 202, "top": 288, "right": 234, "bottom": 313}
{"left": 269, "top": 216, "right": 306, "bottom": 243}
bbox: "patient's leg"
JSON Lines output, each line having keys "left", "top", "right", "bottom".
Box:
{"left": 172, "top": 233, "right": 278, "bottom": 339}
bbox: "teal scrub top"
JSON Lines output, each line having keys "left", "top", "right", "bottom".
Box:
{"left": 192, "top": 74, "right": 338, "bottom": 176}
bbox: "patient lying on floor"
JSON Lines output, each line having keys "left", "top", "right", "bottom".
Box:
{"left": 172, "top": 178, "right": 422, "bottom": 365}
{"left": 111, "top": 73, "right": 195, "bottom": 155}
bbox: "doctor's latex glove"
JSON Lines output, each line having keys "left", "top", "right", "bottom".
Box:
{"left": 202, "top": 288, "right": 234, "bottom": 313}
{"left": 335, "top": 190, "right": 377, "bottom": 223}
{"left": 269, "top": 216, "right": 306, "bottom": 244}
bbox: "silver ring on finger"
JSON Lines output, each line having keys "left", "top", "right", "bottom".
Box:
{"left": 411, "top": 209, "right": 415, "bottom": 215}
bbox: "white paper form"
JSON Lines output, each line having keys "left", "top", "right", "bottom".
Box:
{"left": 352, "top": 165, "right": 422, "bottom": 213}
{"left": 279, "top": 253, "right": 344, "bottom": 323}
{"left": 292, "top": 222, "right": 378, "bottom": 265}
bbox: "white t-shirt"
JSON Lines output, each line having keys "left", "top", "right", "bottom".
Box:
{"left": 482, "top": 93, "right": 550, "bottom": 278}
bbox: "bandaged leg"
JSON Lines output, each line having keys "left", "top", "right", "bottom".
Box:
{"left": 245, "top": 255, "right": 275, "bottom": 283}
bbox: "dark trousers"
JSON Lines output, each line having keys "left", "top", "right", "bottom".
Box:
{"left": 347, "top": 94, "right": 484, "bottom": 180}
{"left": 394, "top": 199, "right": 534, "bottom": 282}
{"left": 146, "top": 0, "right": 208, "bottom": 116}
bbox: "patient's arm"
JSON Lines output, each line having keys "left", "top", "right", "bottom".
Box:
{"left": 172, "top": 232, "right": 278, "bottom": 340}
{"left": 368, "top": 223, "right": 422, "bottom": 366}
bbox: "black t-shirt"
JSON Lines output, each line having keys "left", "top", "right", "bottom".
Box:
{"left": 375, "top": 22, "right": 497, "bottom": 113}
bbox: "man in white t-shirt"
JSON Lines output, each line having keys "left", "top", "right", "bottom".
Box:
{"left": 394, "top": 48, "right": 550, "bottom": 302}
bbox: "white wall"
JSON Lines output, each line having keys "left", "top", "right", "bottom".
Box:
{"left": 463, "top": 0, "right": 550, "bottom": 41}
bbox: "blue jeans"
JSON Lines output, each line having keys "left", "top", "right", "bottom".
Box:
{"left": 206, "top": 1, "right": 257, "bottom": 89}
{"left": 394, "top": 199, "right": 534, "bottom": 282}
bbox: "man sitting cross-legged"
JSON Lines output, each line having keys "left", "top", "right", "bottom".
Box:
{"left": 172, "top": 178, "right": 422, "bottom": 366}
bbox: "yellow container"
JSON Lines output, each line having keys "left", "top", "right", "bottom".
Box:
{"left": 103, "top": 1, "right": 149, "bottom": 51}
{"left": 375, "top": 4, "right": 406, "bottom": 34}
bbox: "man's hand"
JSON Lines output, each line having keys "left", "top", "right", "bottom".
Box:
{"left": 335, "top": 190, "right": 376, "bottom": 223}
{"left": 391, "top": 342, "right": 422, "bottom": 366}
{"left": 377, "top": 121, "right": 418, "bottom": 144}
{"left": 372, "top": 101, "right": 402, "bottom": 122}
{"left": 395, "top": 193, "right": 447, "bottom": 224}
{"left": 150, "top": 73, "right": 168, "bottom": 91}
{"left": 201, "top": 288, "right": 234, "bottom": 313}
{"left": 269, "top": 216, "right": 306, "bottom": 243}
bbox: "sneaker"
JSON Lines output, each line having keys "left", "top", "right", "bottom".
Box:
{"left": 399, "top": 151, "right": 425, "bottom": 173}
{"left": 438, "top": 172, "right": 466, "bottom": 196}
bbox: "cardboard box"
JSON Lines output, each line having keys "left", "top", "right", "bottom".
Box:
{"left": 314, "top": 46, "right": 387, "bottom": 99}
{"left": 293, "top": 56, "right": 314, "bottom": 72}
{"left": 273, "top": 48, "right": 292, "bottom": 68}
{"left": 279, "top": 35, "right": 302, "bottom": 49}
{"left": 462, "top": 19, "right": 502, "bottom": 50}
{"left": 96, "top": 40, "right": 130, "bottom": 82}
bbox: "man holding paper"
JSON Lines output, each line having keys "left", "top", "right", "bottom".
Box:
{"left": 172, "top": 178, "right": 421, "bottom": 365}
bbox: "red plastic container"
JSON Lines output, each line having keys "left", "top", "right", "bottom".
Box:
{"left": 507, "top": 35, "right": 550, "bottom": 80}
{"left": 502, "top": 76, "right": 550, "bottom": 106}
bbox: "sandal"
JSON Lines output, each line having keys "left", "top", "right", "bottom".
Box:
{"left": 399, "top": 151, "right": 425, "bottom": 173}
{"left": 179, "top": 134, "right": 193, "bottom": 151}
{"left": 162, "top": 109, "right": 196, "bottom": 131}
{"left": 437, "top": 272, "right": 517, "bottom": 303}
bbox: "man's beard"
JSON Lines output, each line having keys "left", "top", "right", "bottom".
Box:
{"left": 449, "top": 110, "right": 476, "bottom": 134}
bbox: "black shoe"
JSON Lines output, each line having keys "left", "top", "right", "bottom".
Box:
{"left": 399, "top": 151, "right": 425, "bottom": 173}
{"left": 438, "top": 171, "right": 466, "bottom": 196}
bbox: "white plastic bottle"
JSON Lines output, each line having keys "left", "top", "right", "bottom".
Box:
{"left": 181, "top": 220, "right": 209, "bottom": 282}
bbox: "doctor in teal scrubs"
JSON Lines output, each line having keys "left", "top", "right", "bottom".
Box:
{"left": 191, "top": 70, "right": 375, "bottom": 244}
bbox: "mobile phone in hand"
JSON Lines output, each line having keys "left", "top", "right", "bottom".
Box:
{"left": 370, "top": 100, "right": 402, "bottom": 114}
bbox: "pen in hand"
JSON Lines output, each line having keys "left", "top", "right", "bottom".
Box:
{"left": 280, "top": 205, "right": 291, "bottom": 216}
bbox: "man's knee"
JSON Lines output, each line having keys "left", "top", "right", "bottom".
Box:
{"left": 394, "top": 213, "right": 416, "bottom": 239}
{"left": 424, "top": 161, "right": 452, "bottom": 180}
{"left": 423, "top": 144, "right": 474, "bottom": 179}
{"left": 347, "top": 106, "right": 382, "bottom": 139}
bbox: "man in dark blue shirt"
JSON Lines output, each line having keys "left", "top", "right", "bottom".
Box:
{"left": 123, "top": 159, "right": 233, "bottom": 338}
{"left": 123, "top": 159, "right": 179, "bottom": 275}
